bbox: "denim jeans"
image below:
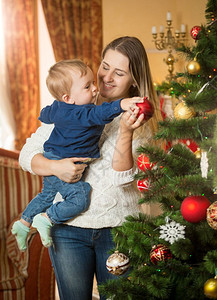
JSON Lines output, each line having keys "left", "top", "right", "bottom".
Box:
{"left": 49, "top": 225, "right": 119, "bottom": 300}
{"left": 22, "top": 152, "right": 91, "bottom": 224}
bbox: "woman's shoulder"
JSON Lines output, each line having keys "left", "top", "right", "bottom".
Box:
{"left": 37, "top": 122, "right": 54, "bottom": 135}
{"left": 25, "top": 123, "right": 54, "bottom": 145}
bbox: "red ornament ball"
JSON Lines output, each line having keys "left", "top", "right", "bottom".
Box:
{"left": 190, "top": 25, "right": 201, "bottom": 40}
{"left": 181, "top": 195, "right": 211, "bottom": 223}
{"left": 137, "top": 153, "right": 155, "bottom": 171}
{"left": 179, "top": 139, "right": 198, "bottom": 153}
{"left": 136, "top": 97, "right": 154, "bottom": 121}
{"left": 150, "top": 244, "right": 172, "bottom": 265}
{"left": 137, "top": 178, "right": 151, "bottom": 192}
{"left": 207, "top": 201, "right": 217, "bottom": 230}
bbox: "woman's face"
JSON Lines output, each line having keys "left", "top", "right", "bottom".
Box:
{"left": 97, "top": 49, "right": 134, "bottom": 101}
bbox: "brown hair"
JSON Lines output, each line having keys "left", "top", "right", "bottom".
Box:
{"left": 46, "top": 59, "right": 88, "bottom": 100}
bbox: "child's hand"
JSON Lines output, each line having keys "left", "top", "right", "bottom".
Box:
{"left": 120, "top": 97, "right": 144, "bottom": 113}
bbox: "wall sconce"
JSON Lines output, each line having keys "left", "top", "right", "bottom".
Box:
{"left": 152, "top": 12, "right": 186, "bottom": 82}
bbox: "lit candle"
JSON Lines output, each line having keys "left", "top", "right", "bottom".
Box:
{"left": 152, "top": 26, "right": 157, "bottom": 34}
{"left": 167, "top": 11, "right": 172, "bottom": 21}
{"left": 160, "top": 25, "right": 164, "bottom": 33}
{"left": 175, "top": 29, "right": 180, "bottom": 34}
{"left": 181, "top": 24, "right": 186, "bottom": 33}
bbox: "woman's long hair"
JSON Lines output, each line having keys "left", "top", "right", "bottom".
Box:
{"left": 102, "top": 36, "right": 162, "bottom": 142}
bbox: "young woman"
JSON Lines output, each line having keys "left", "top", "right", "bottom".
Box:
{"left": 19, "top": 36, "right": 161, "bottom": 300}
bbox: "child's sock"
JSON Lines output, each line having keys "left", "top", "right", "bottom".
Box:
{"left": 32, "top": 214, "right": 53, "bottom": 248}
{"left": 11, "top": 220, "right": 30, "bottom": 251}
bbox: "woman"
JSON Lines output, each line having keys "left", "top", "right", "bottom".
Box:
{"left": 19, "top": 36, "right": 161, "bottom": 300}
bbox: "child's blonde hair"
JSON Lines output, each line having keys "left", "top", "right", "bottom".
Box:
{"left": 46, "top": 59, "right": 88, "bottom": 100}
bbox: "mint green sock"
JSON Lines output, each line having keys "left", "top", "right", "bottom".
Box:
{"left": 32, "top": 214, "right": 52, "bottom": 248}
{"left": 11, "top": 220, "right": 30, "bottom": 251}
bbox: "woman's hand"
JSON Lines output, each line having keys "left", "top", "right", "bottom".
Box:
{"left": 120, "top": 107, "right": 145, "bottom": 132}
{"left": 51, "top": 157, "right": 88, "bottom": 183}
{"left": 31, "top": 154, "right": 88, "bottom": 183}
{"left": 112, "top": 109, "right": 145, "bottom": 172}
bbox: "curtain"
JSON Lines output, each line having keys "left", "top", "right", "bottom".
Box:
{"left": 41, "top": 0, "right": 102, "bottom": 79}
{"left": 0, "top": 0, "right": 15, "bottom": 150}
{"left": 2, "top": 0, "right": 40, "bottom": 150}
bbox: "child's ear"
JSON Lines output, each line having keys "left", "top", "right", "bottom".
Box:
{"left": 62, "top": 94, "right": 69, "bottom": 102}
{"left": 62, "top": 94, "right": 75, "bottom": 104}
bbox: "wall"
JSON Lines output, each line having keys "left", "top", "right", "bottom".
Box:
{"left": 102, "top": 0, "right": 207, "bottom": 83}
{"left": 38, "top": 0, "right": 207, "bottom": 109}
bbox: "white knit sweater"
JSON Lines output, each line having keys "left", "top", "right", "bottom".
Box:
{"left": 19, "top": 115, "right": 153, "bottom": 228}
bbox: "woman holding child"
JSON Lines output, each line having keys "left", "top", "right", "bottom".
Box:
{"left": 19, "top": 36, "right": 161, "bottom": 300}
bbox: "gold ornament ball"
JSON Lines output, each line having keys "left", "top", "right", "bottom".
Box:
{"left": 204, "top": 277, "right": 217, "bottom": 299}
{"left": 174, "top": 102, "right": 196, "bottom": 120}
{"left": 106, "top": 251, "right": 130, "bottom": 275}
{"left": 207, "top": 201, "right": 217, "bottom": 230}
{"left": 186, "top": 60, "right": 201, "bottom": 75}
{"left": 194, "top": 148, "right": 201, "bottom": 159}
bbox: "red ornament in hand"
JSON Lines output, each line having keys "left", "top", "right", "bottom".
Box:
{"left": 137, "top": 153, "right": 155, "bottom": 172}
{"left": 181, "top": 195, "right": 211, "bottom": 223}
{"left": 150, "top": 244, "right": 172, "bottom": 265}
{"left": 136, "top": 97, "right": 154, "bottom": 121}
{"left": 137, "top": 178, "right": 151, "bottom": 192}
{"left": 190, "top": 26, "right": 201, "bottom": 40}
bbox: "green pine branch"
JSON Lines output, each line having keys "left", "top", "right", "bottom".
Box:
{"left": 155, "top": 114, "right": 216, "bottom": 143}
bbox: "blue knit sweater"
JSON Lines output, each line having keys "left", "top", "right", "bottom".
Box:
{"left": 39, "top": 99, "right": 123, "bottom": 158}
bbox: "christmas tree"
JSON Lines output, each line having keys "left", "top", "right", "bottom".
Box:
{"left": 99, "top": 1, "right": 217, "bottom": 299}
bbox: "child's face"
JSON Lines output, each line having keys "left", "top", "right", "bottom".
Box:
{"left": 67, "top": 67, "right": 97, "bottom": 105}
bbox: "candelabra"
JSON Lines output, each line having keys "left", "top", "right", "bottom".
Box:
{"left": 152, "top": 12, "right": 186, "bottom": 82}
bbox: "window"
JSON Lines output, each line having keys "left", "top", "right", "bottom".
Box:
{"left": 0, "top": 0, "right": 16, "bottom": 150}
{"left": 0, "top": 0, "right": 55, "bottom": 150}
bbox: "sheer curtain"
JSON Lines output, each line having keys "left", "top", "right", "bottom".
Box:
{"left": 0, "top": 0, "right": 54, "bottom": 151}
{"left": 38, "top": 0, "right": 55, "bottom": 109}
{"left": 0, "top": 0, "right": 102, "bottom": 150}
{"left": 0, "top": 0, "right": 15, "bottom": 150}
{"left": 2, "top": 0, "right": 40, "bottom": 151}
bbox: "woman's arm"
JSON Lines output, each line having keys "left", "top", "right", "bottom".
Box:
{"left": 112, "top": 109, "right": 144, "bottom": 171}
{"left": 19, "top": 123, "right": 53, "bottom": 173}
{"left": 19, "top": 123, "right": 87, "bottom": 182}
{"left": 31, "top": 154, "right": 87, "bottom": 183}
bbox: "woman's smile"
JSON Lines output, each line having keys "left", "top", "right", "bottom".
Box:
{"left": 97, "top": 49, "right": 134, "bottom": 100}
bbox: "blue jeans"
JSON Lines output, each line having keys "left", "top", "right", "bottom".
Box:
{"left": 49, "top": 225, "right": 120, "bottom": 300}
{"left": 22, "top": 152, "right": 91, "bottom": 224}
